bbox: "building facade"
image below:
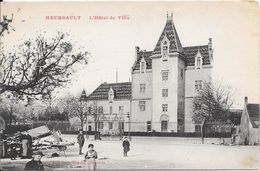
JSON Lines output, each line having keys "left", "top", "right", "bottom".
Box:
{"left": 131, "top": 14, "right": 213, "bottom": 133}
{"left": 87, "top": 14, "right": 213, "bottom": 133}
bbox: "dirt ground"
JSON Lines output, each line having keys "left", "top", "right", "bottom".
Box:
{"left": 1, "top": 134, "right": 260, "bottom": 170}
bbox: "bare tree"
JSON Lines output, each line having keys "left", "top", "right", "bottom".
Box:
{"left": 0, "top": 32, "right": 88, "bottom": 98}
{"left": 68, "top": 97, "right": 88, "bottom": 130}
{"left": 192, "top": 81, "right": 233, "bottom": 143}
{"left": 57, "top": 94, "right": 75, "bottom": 120}
{"left": 0, "top": 95, "right": 19, "bottom": 125}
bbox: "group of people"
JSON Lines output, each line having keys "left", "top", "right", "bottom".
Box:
{"left": 77, "top": 129, "right": 131, "bottom": 170}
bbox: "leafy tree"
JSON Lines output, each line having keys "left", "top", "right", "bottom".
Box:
{"left": 192, "top": 81, "right": 233, "bottom": 143}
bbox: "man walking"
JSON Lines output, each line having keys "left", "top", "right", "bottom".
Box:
{"left": 77, "top": 129, "right": 85, "bottom": 155}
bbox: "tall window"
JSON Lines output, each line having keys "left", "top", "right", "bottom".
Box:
{"left": 98, "top": 106, "right": 103, "bottom": 114}
{"left": 162, "top": 41, "right": 168, "bottom": 59}
{"left": 163, "top": 46, "right": 168, "bottom": 57}
{"left": 140, "top": 84, "right": 146, "bottom": 93}
{"left": 195, "top": 80, "right": 203, "bottom": 90}
{"left": 119, "top": 122, "right": 124, "bottom": 130}
{"left": 139, "top": 101, "right": 146, "bottom": 111}
{"left": 162, "top": 71, "right": 169, "bottom": 81}
{"left": 109, "top": 106, "right": 113, "bottom": 114}
{"left": 119, "top": 106, "right": 124, "bottom": 114}
{"left": 162, "top": 89, "right": 168, "bottom": 97}
{"left": 162, "top": 104, "right": 168, "bottom": 112}
{"left": 109, "top": 122, "right": 113, "bottom": 129}
{"left": 141, "top": 61, "right": 146, "bottom": 73}
{"left": 98, "top": 122, "right": 103, "bottom": 129}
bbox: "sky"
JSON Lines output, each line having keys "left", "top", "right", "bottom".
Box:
{"left": 1, "top": 1, "right": 260, "bottom": 109}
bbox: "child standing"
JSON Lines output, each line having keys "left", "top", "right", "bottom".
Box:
{"left": 122, "top": 136, "right": 130, "bottom": 157}
{"left": 84, "top": 144, "right": 98, "bottom": 170}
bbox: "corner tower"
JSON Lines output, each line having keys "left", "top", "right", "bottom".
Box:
{"left": 150, "top": 13, "right": 186, "bottom": 133}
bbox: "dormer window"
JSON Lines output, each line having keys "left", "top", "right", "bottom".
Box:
{"left": 108, "top": 87, "right": 114, "bottom": 103}
{"left": 196, "top": 57, "right": 202, "bottom": 69}
{"left": 140, "top": 57, "right": 146, "bottom": 73}
{"left": 161, "top": 36, "right": 169, "bottom": 61}
{"left": 195, "top": 49, "right": 203, "bottom": 70}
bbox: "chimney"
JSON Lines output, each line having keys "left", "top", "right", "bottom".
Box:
{"left": 208, "top": 38, "right": 213, "bottom": 64}
{"left": 135, "top": 46, "right": 140, "bottom": 61}
{"left": 245, "top": 96, "right": 248, "bottom": 104}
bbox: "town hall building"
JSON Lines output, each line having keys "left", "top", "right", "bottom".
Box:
{"left": 86, "top": 13, "right": 213, "bottom": 134}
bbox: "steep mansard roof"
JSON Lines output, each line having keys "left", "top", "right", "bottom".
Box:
{"left": 87, "top": 82, "right": 131, "bottom": 100}
{"left": 132, "top": 17, "right": 211, "bottom": 71}
{"left": 132, "top": 51, "right": 153, "bottom": 71}
{"left": 132, "top": 45, "right": 210, "bottom": 71}
{"left": 153, "top": 18, "right": 183, "bottom": 55}
{"left": 247, "top": 104, "right": 260, "bottom": 128}
{"left": 183, "top": 45, "right": 211, "bottom": 66}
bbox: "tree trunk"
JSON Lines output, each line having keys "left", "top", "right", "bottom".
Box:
{"left": 85, "top": 116, "right": 88, "bottom": 140}
{"left": 201, "top": 119, "right": 206, "bottom": 144}
{"left": 94, "top": 114, "right": 97, "bottom": 140}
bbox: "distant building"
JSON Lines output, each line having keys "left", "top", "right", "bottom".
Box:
{"left": 86, "top": 82, "right": 131, "bottom": 135}
{"left": 238, "top": 97, "right": 260, "bottom": 145}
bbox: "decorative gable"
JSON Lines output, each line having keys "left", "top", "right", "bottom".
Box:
{"left": 153, "top": 13, "right": 183, "bottom": 56}
{"left": 195, "top": 49, "right": 203, "bottom": 69}
{"left": 140, "top": 57, "right": 147, "bottom": 73}
{"left": 161, "top": 35, "right": 170, "bottom": 61}
{"left": 108, "top": 87, "right": 114, "bottom": 103}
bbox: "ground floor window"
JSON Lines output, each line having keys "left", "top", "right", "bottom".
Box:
{"left": 109, "top": 122, "right": 113, "bottom": 129}
{"left": 161, "top": 121, "right": 168, "bottom": 132}
{"left": 195, "top": 125, "right": 201, "bottom": 133}
{"left": 118, "top": 122, "right": 124, "bottom": 130}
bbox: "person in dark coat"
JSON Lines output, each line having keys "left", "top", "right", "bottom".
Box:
{"left": 8, "top": 142, "right": 18, "bottom": 160}
{"left": 122, "top": 136, "right": 130, "bottom": 157}
{"left": 77, "top": 129, "right": 85, "bottom": 155}
{"left": 24, "top": 151, "right": 44, "bottom": 170}
{"left": 20, "top": 131, "right": 32, "bottom": 158}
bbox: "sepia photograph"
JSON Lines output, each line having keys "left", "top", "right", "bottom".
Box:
{"left": 0, "top": 1, "right": 260, "bottom": 170}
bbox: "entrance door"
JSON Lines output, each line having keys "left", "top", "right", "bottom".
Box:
{"left": 88, "top": 125, "right": 92, "bottom": 131}
{"left": 161, "top": 121, "right": 168, "bottom": 132}
{"left": 147, "top": 121, "right": 151, "bottom": 132}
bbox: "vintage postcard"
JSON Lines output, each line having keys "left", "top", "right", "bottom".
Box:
{"left": 0, "top": 1, "right": 260, "bottom": 170}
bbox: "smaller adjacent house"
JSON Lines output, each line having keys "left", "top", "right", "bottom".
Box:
{"left": 238, "top": 97, "right": 260, "bottom": 145}
{"left": 86, "top": 82, "right": 131, "bottom": 135}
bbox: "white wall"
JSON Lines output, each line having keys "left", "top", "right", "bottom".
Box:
{"left": 131, "top": 70, "right": 153, "bottom": 132}
{"left": 184, "top": 66, "right": 212, "bottom": 132}
{"left": 152, "top": 54, "right": 179, "bottom": 132}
